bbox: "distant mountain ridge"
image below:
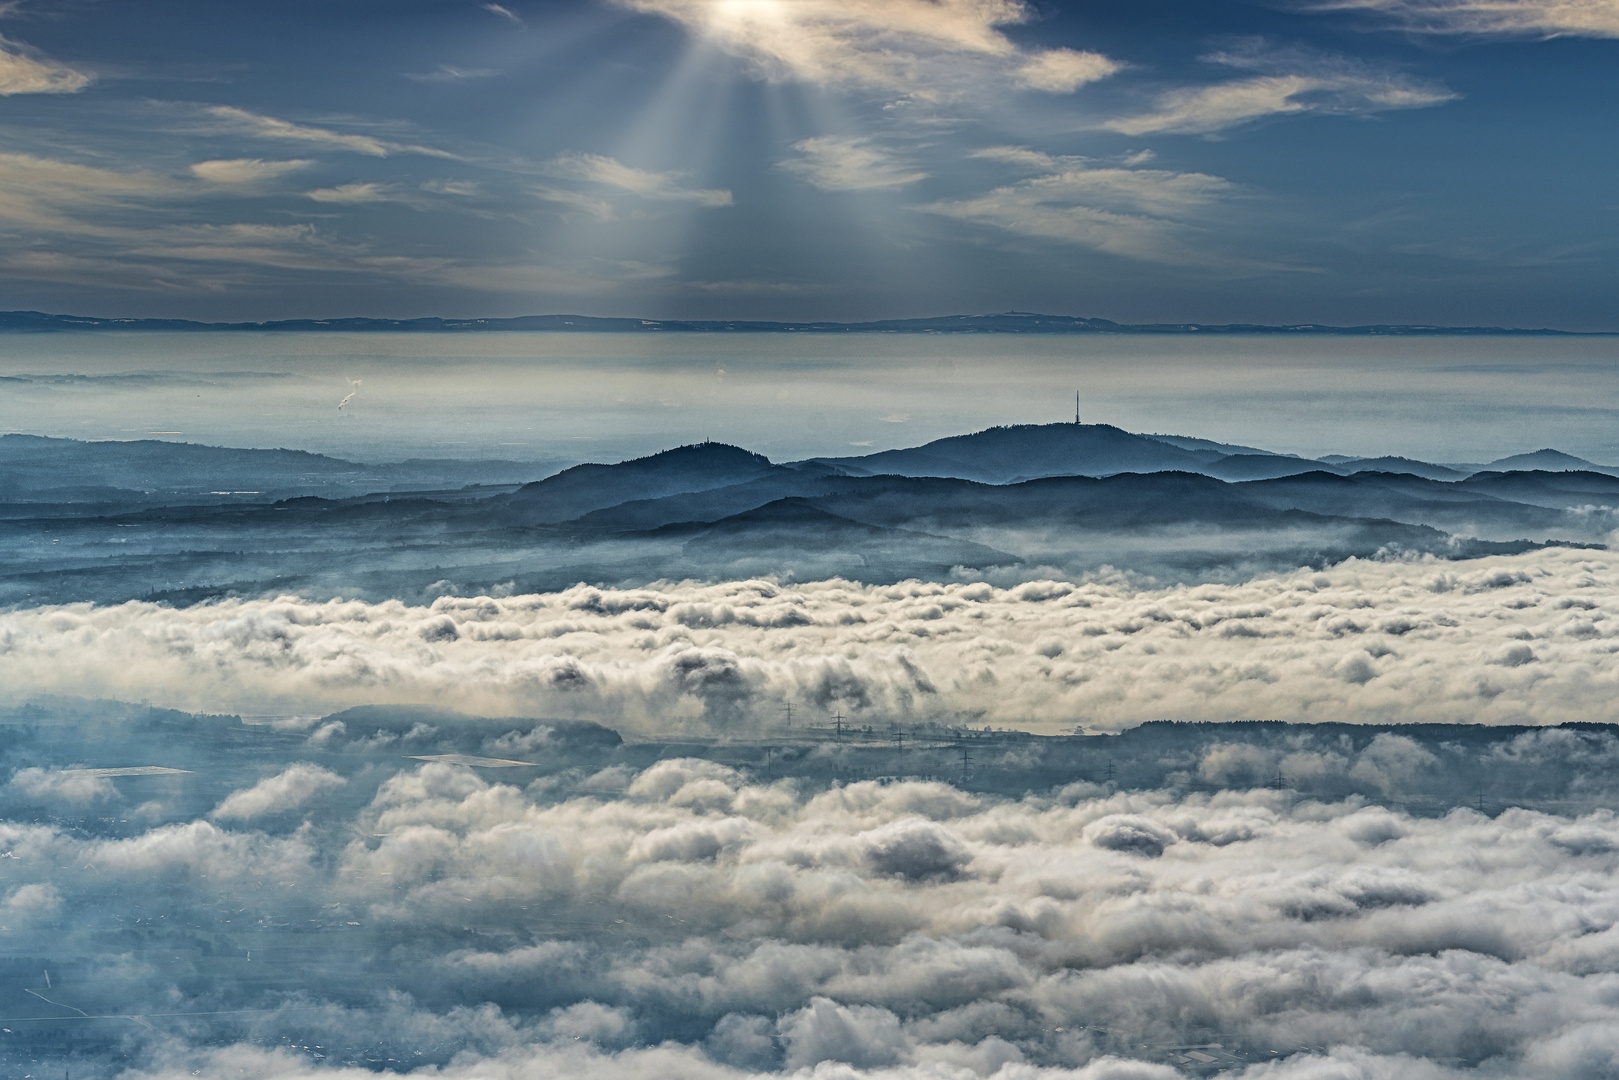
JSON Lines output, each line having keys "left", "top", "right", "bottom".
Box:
{"left": 0, "top": 309, "right": 1596, "bottom": 335}
{"left": 4, "top": 423, "right": 1615, "bottom": 607}
{"left": 808, "top": 424, "right": 1619, "bottom": 483}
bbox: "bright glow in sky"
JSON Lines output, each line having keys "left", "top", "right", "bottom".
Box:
{"left": 0, "top": 0, "right": 1614, "bottom": 326}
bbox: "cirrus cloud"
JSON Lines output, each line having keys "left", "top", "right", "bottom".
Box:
{"left": 1106, "top": 44, "right": 1458, "bottom": 136}
{"left": 0, "top": 34, "right": 90, "bottom": 95}
{"left": 1310, "top": 0, "right": 1619, "bottom": 37}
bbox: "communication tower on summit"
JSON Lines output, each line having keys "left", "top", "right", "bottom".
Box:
{"left": 1075, "top": 391, "right": 1081, "bottom": 425}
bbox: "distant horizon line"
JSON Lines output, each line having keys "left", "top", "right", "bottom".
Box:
{"left": 0, "top": 309, "right": 1612, "bottom": 336}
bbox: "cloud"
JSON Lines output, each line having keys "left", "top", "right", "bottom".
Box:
{"left": 1309, "top": 0, "right": 1619, "bottom": 37}
{"left": 1017, "top": 48, "right": 1122, "bottom": 93}
{"left": 924, "top": 151, "right": 1234, "bottom": 264}
{"left": 1107, "top": 45, "right": 1457, "bottom": 135}
{"left": 534, "top": 184, "right": 616, "bottom": 220}
{"left": 0, "top": 550, "right": 1616, "bottom": 732}
{"left": 779, "top": 136, "right": 928, "bottom": 191}
{"left": 17, "top": 727, "right": 1619, "bottom": 1078}
{"left": 545, "top": 152, "right": 733, "bottom": 207}
{"left": 422, "top": 178, "right": 482, "bottom": 197}
{"left": 0, "top": 152, "right": 178, "bottom": 209}
{"left": 483, "top": 2, "right": 523, "bottom": 24}
{"left": 210, "top": 763, "right": 346, "bottom": 820}
{"left": 10, "top": 767, "right": 116, "bottom": 806}
{"left": 189, "top": 158, "right": 313, "bottom": 186}
{"left": 2, "top": 882, "right": 60, "bottom": 919}
{"left": 610, "top": 0, "right": 1121, "bottom": 98}
{"left": 406, "top": 64, "right": 500, "bottom": 82}
{"left": 0, "top": 150, "right": 657, "bottom": 296}
{"left": 202, "top": 105, "right": 456, "bottom": 159}
{"left": 0, "top": 34, "right": 90, "bottom": 95}
{"left": 306, "top": 181, "right": 400, "bottom": 203}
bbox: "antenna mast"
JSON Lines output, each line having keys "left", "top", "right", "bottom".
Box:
{"left": 1075, "top": 391, "right": 1080, "bottom": 425}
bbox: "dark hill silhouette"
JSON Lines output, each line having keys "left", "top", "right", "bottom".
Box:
{"left": 808, "top": 424, "right": 1213, "bottom": 483}
{"left": 501, "top": 442, "right": 781, "bottom": 524}
{"left": 1139, "top": 433, "right": 1289, "bottom": 458}
{"left": 0, "top": 433, "right": 544, "bottom": 503}
{"left": 1234, "top": 471, "right": 1569, "bottom": 539}
{"left": 683, "top": 499, "right": 1015, "bottom": 571}
{"left": 1458, "top": 470, "right": 1619, "bottom": 509}
{"left": 1483, "top": 449, "right": 1616, "bottom": 475}
{"left": 1341, "top": 457, "right": 1467, "bottom": 482}
{"left": 1200, "top": 455, "right": 1344, "bottom": 482}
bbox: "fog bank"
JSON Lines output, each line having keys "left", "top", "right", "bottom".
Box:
{"left": 2, "top": 550, "right": 1615, "bottom": 731}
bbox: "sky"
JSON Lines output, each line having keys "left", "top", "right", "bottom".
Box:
{"left": 0, "top": 0, "right": 1615, "bottom": 326}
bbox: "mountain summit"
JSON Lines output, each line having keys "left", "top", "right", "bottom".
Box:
{"left": 502, "top": 442, "right": 779, "bottom": 524}
{"left": 805, "top": 424, "right": 1220, "bottom": 484}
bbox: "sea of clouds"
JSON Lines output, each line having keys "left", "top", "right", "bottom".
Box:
{"left": 8, "top": 548, "right": 1619, "bottom": 1078}
{"left": 0, "top": 549, "right": 1614, "bottom": 731}
{"left": 13, "top": 753, "right": 1619, "bottom": 1078}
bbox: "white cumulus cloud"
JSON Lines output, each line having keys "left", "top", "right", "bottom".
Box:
{"left": 210, "top": 763, "right": 347, "bottom": 821}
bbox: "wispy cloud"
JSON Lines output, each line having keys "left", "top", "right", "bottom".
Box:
{"left": 0, "top": 152, "right": 181, "bottom": 236}
{"left": 306, "top": 182, "right": 400, "bottom": 204}
{"left": 482, "top": 2, "right": 523, "bottom": 24}
{"left": 533, "top": 185, "right": 617, "bottom": 220}
{"left": 421, "top": 179, "right": 482, "bottom": 197}
{"left": 0, "top": 33, "right": 91, "bottom": 95}
{"left": 544, "top": 152, "right": 732, "bottom": 207}
{"left": 610, "top": 0, "right": 1120, "bottom": 98}
{"left": 1309, "top": 0, "right": 1619, "bottom": 37}
{"left": 779, "top": 136, "right": 927, "bottom": 192}
{"left": 189, "top": 158, "right": 312, "bottom": 186}
{"left": 1107, "top": 44, "right": 1457, "bottom": 136}
{"left": 202, "top": 106, "right": 457, "bottom": 159}
{"left": 406, "top": 64, "right": 500, "bottom": 83}
{"left": 924, "top": 148, "right": 1235, "bottom": 265}
{"left": 1016, "top": 48, "right": 1122, "bottom": 93}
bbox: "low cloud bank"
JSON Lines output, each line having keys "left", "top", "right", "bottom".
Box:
{"left": 11, "top": 743, "right": 1619, "bottom": 1077}
{"left": 1, "top": 550, "right": 1615, "bottom": 731}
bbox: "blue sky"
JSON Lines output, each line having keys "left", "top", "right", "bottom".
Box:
{"left": 0, "top": 0, "right": 1614, "bottom": 326}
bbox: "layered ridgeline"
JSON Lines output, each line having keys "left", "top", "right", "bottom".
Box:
{"left": 1, "top": 423, "right": 1615, "bottom": 605}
